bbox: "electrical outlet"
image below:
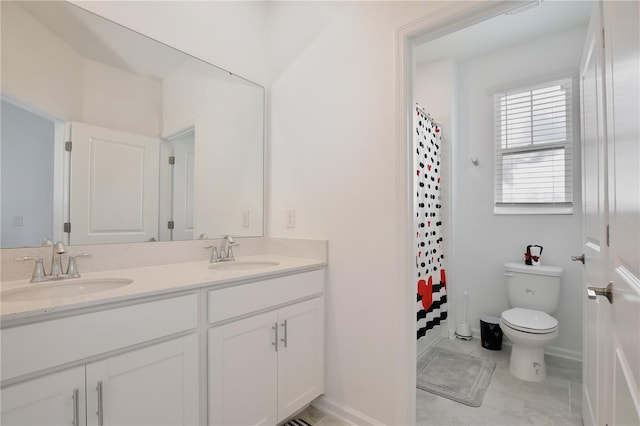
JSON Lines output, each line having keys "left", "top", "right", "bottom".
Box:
{"left": 242, "top": 211, "right": 250, "bottom": 228}
{"left": 13, "top": 216, "right": 23, "bottom": 227}
{"left": 286, "top": 209, "right": 296, "bottom": 229}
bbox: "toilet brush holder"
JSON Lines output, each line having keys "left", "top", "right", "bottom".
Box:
{"left": 455, "top": 290, "right": 472, "bottom": 340}
{"left": 455, "top": 322, "right": 472, "bottom": 340}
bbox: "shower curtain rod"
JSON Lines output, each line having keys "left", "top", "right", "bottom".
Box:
{"left": 415, "top": 103, "right": 440, "bottom": 127}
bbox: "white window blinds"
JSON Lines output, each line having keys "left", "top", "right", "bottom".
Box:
{"left": 494, "top": 78, "right": 574, "bottom": 213}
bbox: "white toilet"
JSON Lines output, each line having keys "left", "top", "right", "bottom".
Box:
{"left": 500, "top": 262, "right": 562, "bottom": 382}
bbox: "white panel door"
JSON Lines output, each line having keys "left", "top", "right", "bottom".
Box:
{"left": 85, "top": 335, "right": 199, "bottom": 426}
{"left": 208, "top": 311, "right": 278, "bottom": 426}
{"left": 579, "top": 4, "right": 610, "bottom": 425}
{"left": 69, "top": 122, "right": 160, "bottom": 244}
{"left": 1, "top": 366, "right": 86, "bottom": 426}
{"left": 172, "top": 132, "right": 195, "bottom": 241}
{"left": 602, "top": 1, "right": 640, "bottom": 425}
{"left": 277, "top": 298, "right": 324, "bottom": 423}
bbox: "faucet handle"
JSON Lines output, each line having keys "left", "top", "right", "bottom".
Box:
{"left": 66, "top": 253, "right": 91, "bottom": 278}
{"left": 203, "top": 246, "right": 220, "bottom": 263}
{"left": 226, "top": 244, "right": 238, "bottom": 261}
{"left": 16, "top": 257, "right": 46, "bottom": 283}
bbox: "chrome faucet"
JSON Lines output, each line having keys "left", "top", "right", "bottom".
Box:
{"left": 205, "top": 235, "right": 238, "bottom": 263}
{"left": 16, "top": 241, "right": 91, "bottom": 283}
{"left": 50, "top": 241, "right": 66, "bottom": 277}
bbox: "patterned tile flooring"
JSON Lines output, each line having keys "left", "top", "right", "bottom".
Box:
{"left": 292, "top": 337, "right": 583, "bottom": 425}
{"left": 416, "top": 337, "right": 583, "bottom": 426}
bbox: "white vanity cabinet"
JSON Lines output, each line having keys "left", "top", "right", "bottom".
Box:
{"left": 1, "top": 260, "right": 327, "bottom": 426}
{"left": 1, "top": 294, "right": 200, "bottom": 426}
{"left": 1, "top": 336, "right": 198, "bottom": 426}
{"left": 207, "top": 270, "right": 325, "bottom": 425}
{"left": 1, "top": 366, "right": 86, "bottom": 426}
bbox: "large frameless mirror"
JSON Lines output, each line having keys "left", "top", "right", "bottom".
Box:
{"left": 1, "top": 0, "right": 264, "bottom": 248}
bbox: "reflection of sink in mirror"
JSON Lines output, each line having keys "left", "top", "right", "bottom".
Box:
{"left": 1, "top": 278, "right": 134, "bottom": 302}
{"left": 208, "top": 261, "right": 280, "bottom": 271}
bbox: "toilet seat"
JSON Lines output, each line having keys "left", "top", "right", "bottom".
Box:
{"left": 501, "top": 308, "right": 558, "bottom": 334}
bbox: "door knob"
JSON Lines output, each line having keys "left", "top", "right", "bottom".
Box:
{"left": 587, "top": 282, "right": 613, "bottom": 304}
{"left": 571, "top": 253, "right": 585, "bottom": 264}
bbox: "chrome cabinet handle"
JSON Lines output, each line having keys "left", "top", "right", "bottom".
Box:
{"left": 72, "top": 388, "right": 79, "bottom": 426}
{"left": 281, "top": 320, "right": 288, "bottom": 348}
{"left": 571, "top": 253, "right": 585, "bottom": 264}
{"left": 96, "top": 381, "right": 104, "bottom": 426}
{"left": 272, "top": 323, "right": 278, "bottom": 352}
{"left": 587, "top": 282, "right": 613, "bottom": 304}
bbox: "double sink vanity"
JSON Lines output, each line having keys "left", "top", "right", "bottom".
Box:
{"left": 0, "top": 238, "right": 327, "bottom": 426}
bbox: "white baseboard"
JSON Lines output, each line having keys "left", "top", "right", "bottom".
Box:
{"left": 312, "top": 396, "right": 385, "bottom": 426}
{"left": 544, "top": 345, "right": 582, "bottom": 362}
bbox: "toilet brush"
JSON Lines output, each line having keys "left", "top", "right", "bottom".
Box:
{"left": 455, "top": 290, "right": 472, "bottom": 340}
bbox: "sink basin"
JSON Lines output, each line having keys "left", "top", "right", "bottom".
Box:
{"left": 1, "top": 278, "right": 134, "bottom": 302}
{"left": 208, "top": 260, "right": 280, "bottom": 271}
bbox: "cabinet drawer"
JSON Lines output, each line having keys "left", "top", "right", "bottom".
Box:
{"left": 1, "top": 294, "right": 197, "bottom": 382}
{"left": 208, "top": 269, "right": 324, "bottom": 323}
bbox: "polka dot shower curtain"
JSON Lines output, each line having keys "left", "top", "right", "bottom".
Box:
{"left": 415, "top": 104, "right": 447, "bottom": 340}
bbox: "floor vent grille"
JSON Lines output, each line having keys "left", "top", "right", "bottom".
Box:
{"left": 283, "top": 418, "right": 312, "bottom": 426}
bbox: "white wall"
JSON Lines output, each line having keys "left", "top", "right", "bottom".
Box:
{"left": 267, "top": 2, "right": 450, "bottom": 423}
{"left": 451, "top": 26, "right": 586, "bottom": 359}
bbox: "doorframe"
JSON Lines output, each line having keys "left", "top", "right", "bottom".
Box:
{"left": 393, "top": 1, "right": 530, "bottom": 423}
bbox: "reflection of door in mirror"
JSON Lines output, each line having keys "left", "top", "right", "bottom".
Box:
{"left": 0, "top": 99, "right": 64, "bottom": 248}
{"left": 168, "top": 129, "right": 195, "bottom": 241}
{"left": 69, "top": 122, "right": 160, "bottom": 245}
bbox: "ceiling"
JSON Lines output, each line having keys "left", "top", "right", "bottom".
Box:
{"left": 415, "top": 0, "right": 593, "bottom": 65}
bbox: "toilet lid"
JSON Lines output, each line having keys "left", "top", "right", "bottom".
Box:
{"left": 501, "top": 308, "right": 558, "bottom": 334}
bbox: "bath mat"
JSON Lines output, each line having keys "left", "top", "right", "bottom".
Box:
{"left": 416, "top": 347, "right": 496, "bottom": 407}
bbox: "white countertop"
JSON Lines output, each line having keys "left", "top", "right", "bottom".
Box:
{"left": 0, "top": 255, "right": 325, "bottom": 323}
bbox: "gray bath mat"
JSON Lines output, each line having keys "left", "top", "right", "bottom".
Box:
{"left": 416, "top": 347, "right": 496, "bottom": 407}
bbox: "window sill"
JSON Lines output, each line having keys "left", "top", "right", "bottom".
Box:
{"left": 494, "top": 205, "right": 574, "bottom": 215}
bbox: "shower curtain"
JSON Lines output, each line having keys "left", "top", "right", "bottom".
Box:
{"left": 415, "top": 104, "right": 447, "bottom": 340}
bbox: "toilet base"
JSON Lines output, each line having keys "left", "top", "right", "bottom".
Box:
{"left": 509, "top": 343, "right": 546, "bottom": 382}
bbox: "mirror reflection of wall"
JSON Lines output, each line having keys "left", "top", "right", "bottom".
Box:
{"left": 0, "top": 0, "right": 264, "bottom": 248}
{"left": 0, "top": 100, "right": 56, "bottom": 248}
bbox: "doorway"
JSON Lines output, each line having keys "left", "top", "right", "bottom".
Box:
{"left": 396, "top": 1, "right": 592, "bottom": 424}
{"left": 1, "top": 98, "right": 65, "bottom": 248}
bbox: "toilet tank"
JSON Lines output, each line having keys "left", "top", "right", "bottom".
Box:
{"left": 504, "top": 262, "right": 562, "bottom": 313}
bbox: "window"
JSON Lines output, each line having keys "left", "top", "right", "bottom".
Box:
{"left": 493, "top": 77, "right": 574, "bottom": 214}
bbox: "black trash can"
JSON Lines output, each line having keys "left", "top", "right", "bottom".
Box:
{"left": 480, "top": 316, "right": 503, "bottom": 351}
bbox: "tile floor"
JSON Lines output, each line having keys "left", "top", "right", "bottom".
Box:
{"left": 294, "top": 337, "right": 583, "bottom": 426}
{"left": 416, "top": 337, "right": 584, "bottom": 426}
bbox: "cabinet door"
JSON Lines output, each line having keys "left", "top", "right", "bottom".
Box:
{"left": 277, "top": 298, "right": 324, "bottom": 422}
{"left": 208, "top": 311, "right": 278, "bottom": 426}
{"left": 1, "top": 366, "right": 85, "bottom": 426}
{"left": 86, "top": 335, "right": 199, "bottom": 426}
